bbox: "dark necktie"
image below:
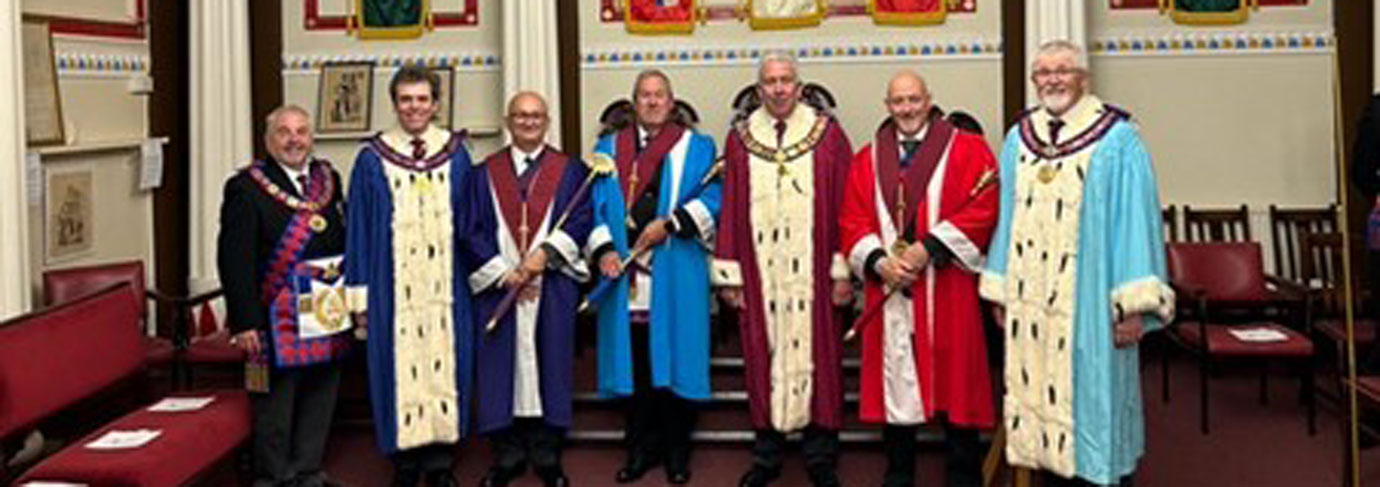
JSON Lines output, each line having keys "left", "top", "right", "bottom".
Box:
{"left": 296, "top": 174, "right": 309, "bottom": 197}
{"left": 1048, "top": 119, "right": 1066, "bottom": 146}
{"left": 410, "top": 138, "right": 426, "bottom": 159}
{"left": 518, "top": 156, "right": 540, "bottom": 200}
{"left": 774, "top": 120, "right": 787, "bottom": 147}
{"left": 900, "top": 139, "right": 920, "bottom": 167}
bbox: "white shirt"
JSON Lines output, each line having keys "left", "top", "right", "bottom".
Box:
{"left": 509, "top": 145, "right": 544, "bottom": 177}
{"left": 277, "top": 160, "right": 309, "bottom": 195}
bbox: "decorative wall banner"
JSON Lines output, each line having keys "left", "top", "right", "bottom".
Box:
{"left": 304, "top": 0, "right": 477, "bottom": 32}
{"left": 624, "top": 0, "right": 698, "bottom": 35}
{"left": 599, "top": 0, "right": 975, "bottom": 31}
{"left": 1110, "top": 0, "right": 1306, "bottom": 25}
{"left": 868, "top": 0, "right": 948, "bottom": 26}
{"left": 316, "top": 61, "right": 375, "bottom": 133}
{"left": 46, "top": 168, "right": 94, "bottom": 262}
{"left": 746, "top": 0, "right": 826, "bottom": 30}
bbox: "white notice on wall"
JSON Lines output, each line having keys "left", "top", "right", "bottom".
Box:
{"left": 25, "top": 152, "right": 40, "bottom": 206}
{"left": 139, "top": 139, "right": 164, "bottom": 191}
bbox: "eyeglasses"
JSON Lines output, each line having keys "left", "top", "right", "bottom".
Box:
{"left": 885, "top": 94, "right": 929, "bottom": 106}
{"left": 508, "top": 112, "right": 548, "bottom": 122}
{"left": 1031, "top": 67, "right": 1083, "bottom": 81}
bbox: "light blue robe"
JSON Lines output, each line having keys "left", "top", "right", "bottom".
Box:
{"left": 982, "top": 105, "right": 1173, "bottom": 485}
{"left": 590, "top": 129, "right": 721, "bottom": 401}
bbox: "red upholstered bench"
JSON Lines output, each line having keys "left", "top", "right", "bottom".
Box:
{"left": 0, "top": 283, "right": 249, "bottom": 486}
{"left": 14, "top": 390, "right": 249, "bottom": 487}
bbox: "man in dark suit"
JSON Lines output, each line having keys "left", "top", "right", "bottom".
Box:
{"left": 219, "top": 104, "right": 352, "bottom": 487}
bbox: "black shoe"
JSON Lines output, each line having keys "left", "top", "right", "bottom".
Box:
{"left": 479, "top": 468, "right": 514, "bottom": 487}
{"left": 666, "top": 468, "right": 691, "bottom": 485}
{"left": 615, "top": 455, "right": 659, "bottom": 483}
{"left": 738, "top": 466, "right": 779, "bottom": 487}
{"left": 392, "top": 467, "right": 422, "bottom": 487}
{"left": 537, "top": 467, "right": 569, "bottom": 487}
{"left": 426, "top": 469, "right": 458, "bottom": 487}
{"left": 808, "top": 464, "right": 841, "bottom": 487}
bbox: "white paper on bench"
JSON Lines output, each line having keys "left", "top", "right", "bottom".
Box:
{"left": 147, "top": 396, "right": 215, "bottom": 412}
{"left": 21, "top": 482, "right": 89, "bottom": 487}
{"left": 84, "top": 429, "right": 162, "bottom": 450}
{"left": 1228, "top": 327, "right": 1289, "bottom": 343}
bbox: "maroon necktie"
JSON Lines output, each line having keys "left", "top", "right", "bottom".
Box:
{"left": 410, "top": 138, "right": 426, "bottom": 159}
{"left": 774, "top": 120, "right": 787, "bottom": 147}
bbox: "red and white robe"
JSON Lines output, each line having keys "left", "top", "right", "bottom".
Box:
{"left": 840, "top": 118, "right": 1000, "bottom": 428}
{"left": 714, "top": 105, "right": 853, "bottom": 432}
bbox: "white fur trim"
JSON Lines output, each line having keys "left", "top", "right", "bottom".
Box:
{"left": 683, "top": 199, "right": 716, "bottom": 244}
{"left": 1111, "top": 276, "right": 1176, "bottom": 323}
{"left": 830, "top": 253, "right": 850, "bottom": 281}
{"left": 469, "top": 255, "right": 510, "bottom": 293}
{"left": 346, "top": 285, "right": 368, "bottom": 313}
{"left": 545, "top": 229, "right": 589, "bottom": 282}
{"left": 979, "top": 271, "right": 1005, "bottom": 304}
{"left": 930, "top": 221, "right": 984, "bottom": 273}
{"left": 848, "top": 234, "right": 884, "bottom": 279}
{"left": 711, "top": 258, "right": 742, "bottom": 287}
{"left": 586, "top": 224, "right": 612, "bottom": 258}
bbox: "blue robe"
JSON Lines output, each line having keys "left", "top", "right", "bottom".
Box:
{"left": 590, "top": 129, "right": 720, "bottom": 401}
{"left": 344, "top": 130, "right": 474, "bottom": 455}
{"left": 460, "top": 147, "right": 593, "bottom": 434}
{"left": 980, "top": 96, "right": 1174, "bottom": 484}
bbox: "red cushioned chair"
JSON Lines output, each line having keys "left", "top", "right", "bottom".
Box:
{"left": 1164, "top": 242, "right": 1316, "bottom": 435}
{"left": 42, "top": 260, "right": 237, "bottom": 389}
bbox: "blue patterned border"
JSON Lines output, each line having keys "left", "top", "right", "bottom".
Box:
{"left": 55, "top": 53, "right": 149, "bottom": 75}
{"left": 282, "top": 52, "right": 502, "bottom": 72}
{"left": 1091, "top": 30, "right": 1334, "bottom": 56}
{"left": 581, "top": 39, "right": 1003, "bottom": 68}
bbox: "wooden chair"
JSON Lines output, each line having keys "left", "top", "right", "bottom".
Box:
{"left": 1164, "top": 242, "right": 1316, "bottom": 435}
{"left": 1162, "top": 205, "right": 1179, "bottom": 243}
{"left": 1269, "top": 204, "right": 1337, "bottom": 284}
{"left": 1183, "top": 204, "right": 1251, "bottom": 243}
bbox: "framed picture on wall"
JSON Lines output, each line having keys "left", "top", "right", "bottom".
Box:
{"left": 429, "top": 66, "right": 455, "bottom": 130}
{"left": 45, "top": 167, "right": 94, "bottom": 263}
{"left": 22, "top": 19, "right": 64, "bottom": 146}
{"left": 316, "top": 61, "right": 375, "bottom": 133}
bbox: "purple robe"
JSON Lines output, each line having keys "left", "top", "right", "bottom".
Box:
{"left": 460, "top": 146, "right": 592, "bottom": 434}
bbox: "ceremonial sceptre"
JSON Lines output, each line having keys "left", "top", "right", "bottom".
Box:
{"left": 843, "top": 168, "right": 998, "bottom": 342}
{"left": 578, "top": 158, "right": 725, "bottom": 312}
{"left": 483, "top": 153, "right": 616, "bottom": 334}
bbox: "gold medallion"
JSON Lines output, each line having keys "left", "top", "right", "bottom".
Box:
{"left": 891, "top": 240, "right": 910, "bottom": 258}
{"left": 773, "top": 150, "right": 787, "bottom": 163}
{"left": 312, "top": 288, "right": 348, "bottom": 332}
{"left": 309, "top": 214, "right": 329, "bottom": 233}
{"left": 1037, "top": 165, "right": 1058, "bottom": 184}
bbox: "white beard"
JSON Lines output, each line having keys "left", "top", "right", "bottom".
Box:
{"left": 1039, "top": 91, "right": 1075, "bottom": 116}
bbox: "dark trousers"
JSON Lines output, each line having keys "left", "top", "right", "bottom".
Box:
{"left": 882, "top": 424, "right": 981, "bottom": 487}
{"left": 751, "top": 426, "right": 839, "bottom": 473}
{"left": 1042, "top": 471, "right": 1134, "bottom": 487}
{"left": 624, "top": 323, "right": 698, "bottom": 470}
{"left": 392, "top": 443, "right": 456, "bottom": 475}
{"left": 1363, "top": 251, "right": 1380, "bottom": 374}
{"left": 489, "top": 418, "right": 566, "bottom": 479}
{"left": 251, "top": 361, "right": 343, "bottom": 487}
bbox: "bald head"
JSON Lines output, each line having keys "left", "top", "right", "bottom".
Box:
{"left": 884, "top": 70, "right": 933, "bottom": 136}
{"left": 506, "top": 91, "right": 550, "bottom": 152}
